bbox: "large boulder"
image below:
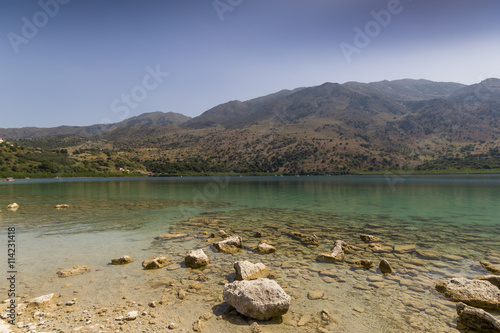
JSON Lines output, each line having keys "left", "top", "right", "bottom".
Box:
{"left": 436, "top": 278, "right": 500, "bottom": 309}
{"left": 57, "top": 265, "right": 90, "bottom": 277}
{"left": 142, "top": 256, "right": 169, "bottom": 269}
{"left": 185, "top": 249, "right": 209, "bottom": 269}
{"left": 213, "top": 236, "right": 242, "bottom": 254}
{"left": 456, "top": 302, "right": 500, "bottom": 332}
{"left": 223, "top": 278, "right": 290, "bottom": 320}
{"left": 234, "top": 261, "right": 269, "bottom": 281}
{"left": 317, "top": 240, "right": 346, "bottom": 262}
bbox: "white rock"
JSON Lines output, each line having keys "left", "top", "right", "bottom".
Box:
{"left": 223, "top": 278, "right": 290, "bottom": 320}
{"left": 27, "top": 294, "right": 57, "bottom": 308}
{"left": 124, "top": 311, "right": 138, "bottom": 321}
{"left": 185, "top": 249, "right": 209, "bottom": 268}
{"left": 234, "top": 261, "right": 269, "bottom": 281}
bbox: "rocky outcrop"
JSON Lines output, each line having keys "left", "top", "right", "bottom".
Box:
{"left": 476, "top": 275, "right": 500, "bottom": 289}
{"left": 317, "top": 240, "right": 346, "bottom": 262}
{"left": 111, "top": 256, "right": 134, "bottom": 265}
{"left": 360, "top": 234, "right": 382, "bottom": 243}
{"left": 142, "top": 256, "right": 169, "bottom": 269}
{"left": 255, "top": 243, "right": 276, "bottom": 254}
{"left": 57, "top": 265, "right": 90, "bottom": 277}
{"left": 234, "top": 261, "right": 269, "bottom": 281}
{"left": 456, "top": 302, "right": 500, "bottom": 332}
{"left": 379, "top": 259, "right": 394, "bottom": 274}
{"left": 185, "top": 249, "right": 209, "bottom": 269}
{"left": 213, "top": 236, "right": 243, "bottom": 254}
{"left": 435, "top": 278, "right": 500, "bottom": 309}
{"left": 223, "top": 278, "right": 291, "bottom": 320}
{"left": 481, "top": 261, "right": 500, "bottom": 275}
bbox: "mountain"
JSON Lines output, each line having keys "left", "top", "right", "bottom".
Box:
{"left": 2, "top": 78, "right": 499, "bottom": 177}
{"left": 0, "top": 111, "right": 190, "bottom": 140}
{"left": 345, "top": 79, "right": 465, "bottom": 101}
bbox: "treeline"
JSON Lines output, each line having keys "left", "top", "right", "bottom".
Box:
{"left": 416, "top": 148, "right": 500, "bottom": 171}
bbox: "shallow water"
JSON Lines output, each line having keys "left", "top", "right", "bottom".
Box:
{"left": 0, "top": 175, "right": 499, "bottom": 332}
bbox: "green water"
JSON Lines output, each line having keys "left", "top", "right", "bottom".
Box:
{"left": 1, "top": 175, "right": 499, "bottom": 332}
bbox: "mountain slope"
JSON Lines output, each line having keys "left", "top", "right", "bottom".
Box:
{"left": 0, "top": 112, "right": 190, "bottom": 140}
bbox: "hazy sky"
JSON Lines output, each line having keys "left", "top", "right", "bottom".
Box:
{"left": 1, "top": 0, "right": 500, "bottom": 128}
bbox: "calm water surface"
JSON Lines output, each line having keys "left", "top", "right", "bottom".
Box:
{"left": 0, "top": 175, "right": 499, "bottom": 332}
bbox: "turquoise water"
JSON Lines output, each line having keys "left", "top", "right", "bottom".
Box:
{"left": 1, "top": 175, "right": 499, "bottom": 332}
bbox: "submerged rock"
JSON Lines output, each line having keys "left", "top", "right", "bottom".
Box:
{"left": 317, "top": 240, "right": 347, "bottom": 262}
{"left": 185, "top": 249, "right": 209, "bottom": 269}
{"left": 57, "top": 265, "right": 90, "bottom": 277}
{"left": 111, "top": 256, "right": 134, "bottom": 265}
{"left": 480, "top": 261, "right": 500, "bottom": 275}
{"left": 304, "top": 234, "right": 320, "bottom": 246}
{"left": 476, "top": 275, "right": 500, "bottom": 289}
{"left": 234, "top": 261, "right": 269, "bottom": 281}
{"left": 416, "top": 249, "right": 442, "bottom": 260}
{"left": 142, "top": 256, "right": 169, "bottom": 269}
{"left": 255, "top": 243, "right": 276, "bottom": 254}
{"left": 360, "top": 234, "right": 382, "bottom": 243}
{"left": 435, "top": 278, "right": 500, "bottom": 309}
{"left": 354, "top": 259, "right": 374, "bottom": 269}
{"left": 379, "top": 259, "right": 394, "bottom": 274}
{"left": 154, "top": 233, "right": 188, "bottom": 240}
{"left": 223, "top": 278, "right": 291, "bottom": 320}
{"left": 213, "top": 236, "right": 243, "bottom": 254}
{"left": 456, "top": 302, "right": 500, "bottom": 332}
{"left": 368, "top": 243, "right": 393, "bottom": 253}
{"left": 393, "top": 244, "right": 416, "bottom": 253}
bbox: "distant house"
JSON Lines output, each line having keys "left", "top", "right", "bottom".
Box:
{"left": 0, "top": 138, "right": 4, "bottom": 143}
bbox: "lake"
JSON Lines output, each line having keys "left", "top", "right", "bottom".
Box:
{"left": 1, "top": 175, "right": 499, "bottom": 332}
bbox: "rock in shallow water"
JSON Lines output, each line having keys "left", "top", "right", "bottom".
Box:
{"left": 436, "top": 278, "right": 500, "bottom": 309}
{"left": 456, "top": 302, "right": 500, "bottom": 332}
{"left": 234, "top": 261, "right": 269, "bottom": 281}
{"left": 142, "top": 256, "right": 169, "bottom": 269}
{"left": 255, "top": 243, "right": 276, "bottom": 254}
{"left": 223, "top": 278, "right": 291, "bottom": 320}
{"left": 475, "top": 275, "right": 500, "bottom": 289}
{"left": 379, "top": 259, "right": 394, "bottom": 274}
{"left": 481, "top": 261, "right": 500, "bottom": 275}
{"left": 57, "top": 265, "right": 90, "bottom": 277}
{"left": 111, "top": 256, "right": 134, "bottom": 265}
{"left": 354, "top": 259, "right": 374, "bottom": 269}
{"left": 213, "top": 236, "right": 243, "bottom": 254}
{"left": 185, "top": 249, "right": 209, "bottom": 269}
{"left": 360, "top": 234, "right": 382, "bottom": 243}
{"left": 317, "top": 240, "right": 346, "bottom": 262}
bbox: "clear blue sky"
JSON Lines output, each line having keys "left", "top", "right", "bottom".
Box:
{"left": 1, "top": 0, "right": 499, "bottom": 128}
